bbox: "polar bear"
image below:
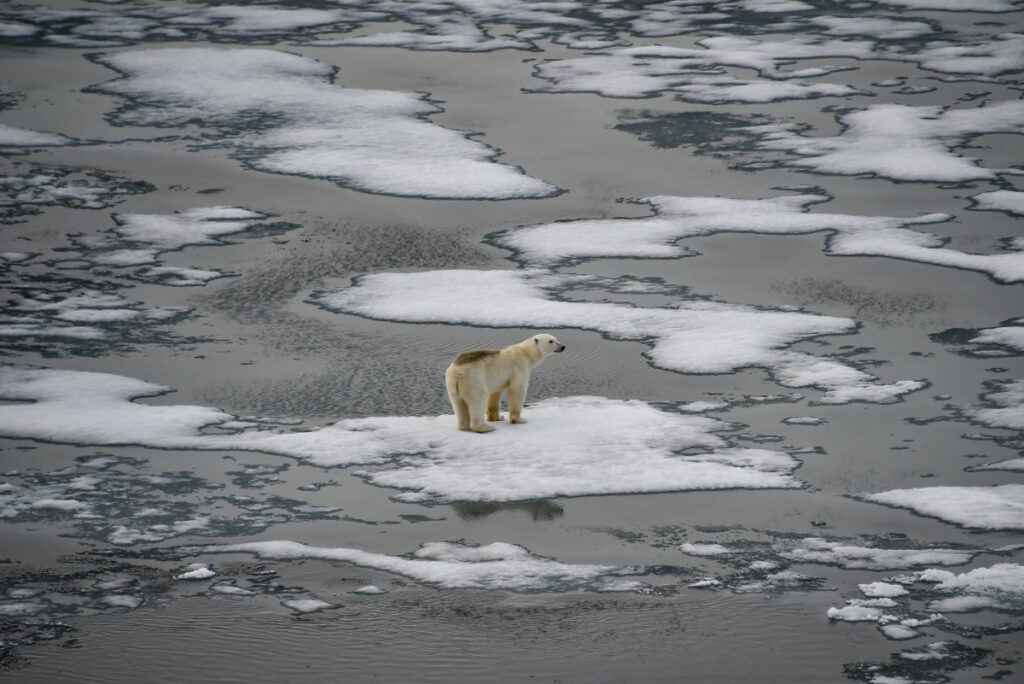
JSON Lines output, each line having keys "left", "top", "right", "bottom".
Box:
{"left": 445, "top": 333, "right": 566, "bottom": 433}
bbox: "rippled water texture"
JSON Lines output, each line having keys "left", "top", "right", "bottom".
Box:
{"left": 2, "top": 0, "right": 1023, "bottom": 681}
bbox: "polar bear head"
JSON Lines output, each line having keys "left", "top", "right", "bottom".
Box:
{"left": 531, "top": 333, "right": 566, "bottom": 357}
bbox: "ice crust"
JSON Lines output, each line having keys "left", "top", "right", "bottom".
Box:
{"left": 751, "top": 102, "right": 1024, "bottom": 183}
{"left": 0, "top": 366, "right": 803, "bottom": 502}
{"left": 93, "top": 48, "right": 557, "bottom": 199}
{"left": 206, "top": 540, "right": 627, "bottom": 591}
{"left": 865, "top": 485, "right": 1024, "bottom": 530}
{"left": 317, "top": 269, "right": 925, "bottom": 404}
{"left": 495, "top": 193, "right": 1022, "bottom": 282}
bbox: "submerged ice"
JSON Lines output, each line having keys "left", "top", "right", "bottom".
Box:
{"left": 203, "top": 540, "right": 627, "bottom": 592}
{"left": 93, "top": 48, "right": 557, "bottom": 199}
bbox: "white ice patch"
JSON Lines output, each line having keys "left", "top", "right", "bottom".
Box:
{"left": 861, "top": 582, "right": 910, "bottom": 598}
{"left": 356, "top": 397, "right": 801, "bottom": 502}
{"left": 282, "top": 598, "right": 335, "bottom": 613}
{"left": 809, "top": 16, "right": 935, "bottom": 40}
{"left": 0, "top": 367, "right": 801, "bottom": 501}
{"left": 865, "top": 485, "right": 1024, "bottom": 530}
{"left": 317, "top": 268, "right": 924, "bottom": 404}
{"left": 0, "top": 20, "right": 38, "bottom": 37}
{"left": 678, "top": 401, "right": 730, "bottom": 413}
{"left": 827, "top": 604, "right": 892, "bottom": 622}
{"left": 113, "top": 207, "right": 264, "bottom": 250}
{"left": 908, "top": 34, "right": 1024, "bottom": 77}
{"left": 533, "top": 38, "right": 871, "bottom": 103}
{"left": 0, "top": 169, "right": 147, "bottom": 211}
{"left": 353, "top": 585, "right": 387, "bottom": 595}
{"left": 679, "top": 543, "right": 733, "bottom": 556}
{"left": 750, "top": 102, "right": 1024, "bottom": 183}
{"left": 94, "top": 48, "right": 557, "bottom": 199}
{"left": 967, "top": 380, "right": 1024, "bottom": 431}
{"left": 0, "top": 123, "right": 72, "bottom": 147}
{"left": 931, "top": 563, "right": 1024, "bottom": 599}
{"left": 781, "top": 537, "right": 974, "bottom": 570}
{"left": 927, "top": 595, "right": 1007, "bottom": 612}
{"left": 783, "top": 416, "right": 826, "bottom": 425}
{"left": 175, "top": 563, "right": 216, "bottom": 580}
{"left": 969, "top": 327, "right": 1024, "bottom": 352}
{"left": 204, "top": 540, "right": 629, "bottom": 592}
{"left": 879, "top": 624, "right": 919, "bottom": 640}
{"left": 972, "top": 190, "right": 1024, "bottom": 216}
{"left": 496, "top": 193, "right": 1023, "bottom": 283}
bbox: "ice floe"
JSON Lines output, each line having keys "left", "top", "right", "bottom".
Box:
{"left": 1, "top": 166, "right": 152, "bottom": 220}
{"left": 809, "top": 16, "right": 935, "bottom": 41}
{"left": 175, "top": 564, "right": 216, "bottom": 580}
{"left": 864, "top": 484, "right": 1024, "bottom": 530}
{"left": 203, "top": 540, "right": 630, "bottom": 592}
{"left": 0, "top": 366, "right": 804, "bottom": 502}
{"left": 93, "top": 48, "right": 557, "bottom": 199}
{"left": 972, "top": 190, "right": 1024, "bottom": 216}
{"left": 966, "top": 380, "right": 1024, "bottom": 430}
{"left": 496, "top": 193, "right": 1024, "bottom": 283}
{"left": 781, "top": 537, "right": 975, "bottom": 570}
{"left": 860, "top": 582, "right": 909, "bottom": 598}
{"left": 0, "top": 123, "right": 72, "bottom": 147}
{"left": 532, "top": 38, "right": 872, "bottom": 103}
{"left": 316, "top": 268, "right": 925, "bottom": 403}
{"left": 282, "top": 598, "right": 335, "bottom": 613}
{"left": 679, "top": 543, "right": 733, "bottom": 556}
{"left": 750, "top": 102, "right": 1024, "bottom": 183}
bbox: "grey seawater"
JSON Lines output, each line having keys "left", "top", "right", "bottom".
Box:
{"left": 2, "top": 1, "right": 1023, "bottom": 682}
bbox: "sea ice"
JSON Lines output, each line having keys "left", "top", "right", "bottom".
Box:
{"left": 865, "top": 485, "right": 1024, "bottom": 530}
{"left": 679, "top": 543, "right": 733, "bottom": 556}
{"left": 356, "top": 397, "right": 802, "bottom": 502}
{"left": 282, "top": 599, "right": 335, "bottom": 613}
{"left": 750, "top": 102, "right": 1024, "bottom": 183}
{"left": 204, "top": 540, "right": 628, "bottom": 592}
{"left": 809, "top": 16, "right": 935, "bottom": 40}
{"left": 0, "top": 123, "right": 71, "bottom": 147}
{"left": 860, "top": 582, "right": 910, "bottom": 598}
{"left": 0, "top": 366, "right": 803, "bottom": 502}
{"left": 967, "top": 380, "right": 1024, "bottom": 430}
{"left": 316, "top": 268, "right": 925, "bottom": 403}
{"left": 781, "top": 537, "right": 974, "bottom": 569}
{"left": 93, "top": 48, "right": 557, "bottom": 199}
{"left": 495, "top": 193, "right": 1024, "bottom": 283}
{"left": 532, "top": 37, "right": 873, "bottom": 103}
{"left": 175, "top": 564, "right": 215, "bottom": 580}
{"left": 972, "top": 190, "right": 1024, "bottom": 216}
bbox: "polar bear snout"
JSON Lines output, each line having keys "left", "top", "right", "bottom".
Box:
{"left": 556, "top": 344, "right": 566, "bottom": 352}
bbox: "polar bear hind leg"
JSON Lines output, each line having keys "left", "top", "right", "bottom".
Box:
{"left": 508, "top": 383, "right": 527, "bottom": 424}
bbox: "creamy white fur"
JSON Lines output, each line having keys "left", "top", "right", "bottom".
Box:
{"left": 445, "top": 334, "right": 565, "bottom": 432}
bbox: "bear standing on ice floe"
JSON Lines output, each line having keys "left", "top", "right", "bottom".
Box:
{"left": 446, "top": 333, "right": 566, "bottom": 433}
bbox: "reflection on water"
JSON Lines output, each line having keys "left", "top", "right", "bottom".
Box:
{"left": 452, "top": 500, "right": 565, "bottom": 522}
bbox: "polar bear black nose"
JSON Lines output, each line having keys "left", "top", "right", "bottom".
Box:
{"left": 557, "top": 345, "right": 566, "bottom": 352}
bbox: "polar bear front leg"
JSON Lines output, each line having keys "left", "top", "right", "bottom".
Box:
{"left": 508, "top": 382, "right": 527, "bottom": 424}
{"left": 486, "top": 391, "right": 503, "bottom": 422}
